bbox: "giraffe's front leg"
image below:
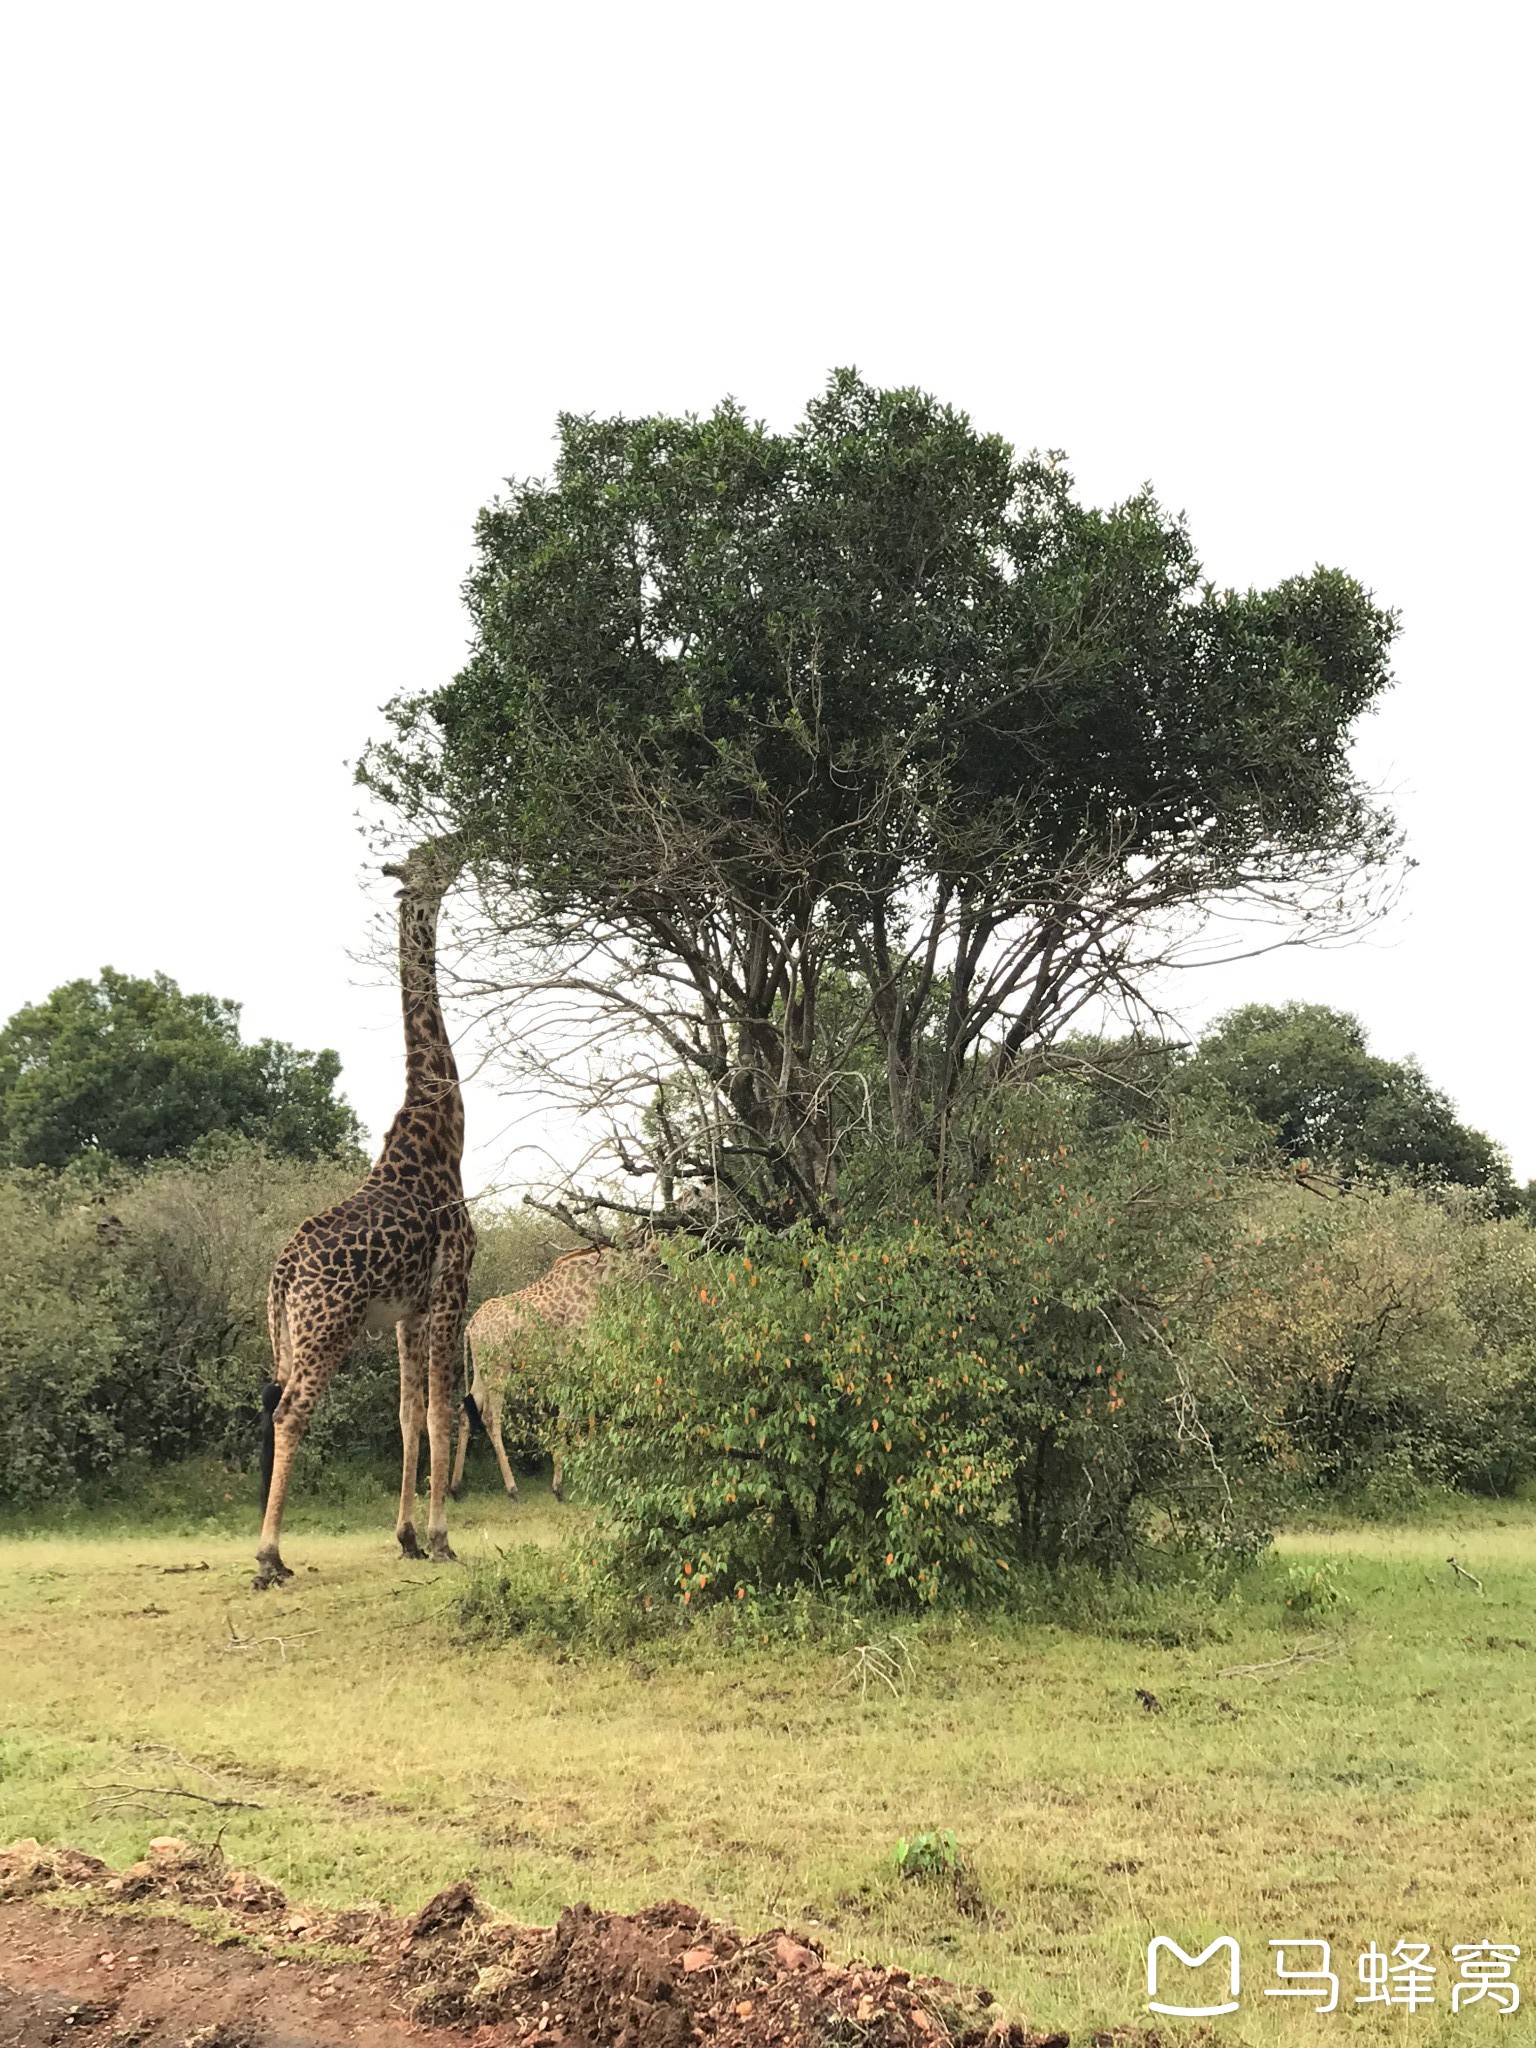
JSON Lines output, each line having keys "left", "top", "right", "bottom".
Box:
{"left": 449, "top": 1342, "right": 478, "bottom": 1500}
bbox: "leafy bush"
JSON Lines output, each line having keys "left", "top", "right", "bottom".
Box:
{"left": 456, "top": 1544, "right": 656, "bottom": 1653}
{"left": 0, "top": 1175, "right": 142, "bottom": 1500}
{"left": 553, "top": 1091, "right": 1289, "bottom": 1607}
{"left": 1282, "top": 1560, "right": 1345, "bottom": 1616}
{"left": 1198, "top": 1183, "right": 1536, "bottom": 1497}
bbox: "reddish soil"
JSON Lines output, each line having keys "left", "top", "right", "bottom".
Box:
{"left": 0, "top": 1841, "right": 1076, "bottom": 2048}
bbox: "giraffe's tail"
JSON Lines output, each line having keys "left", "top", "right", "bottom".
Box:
{"left": 259, "top": 1381, "right": 282, "bottom": 1510}
{"left": 462, "top": 1321, "right": 485, "bottom": 1438}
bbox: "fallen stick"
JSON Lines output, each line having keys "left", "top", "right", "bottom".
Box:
{"left": 1219, "top": 1641, "right": 1341, "bottom": 1680}
{"left": 222, "top": 1610, "right": 318, "bottom": 1663}
{"left": 1447, "top": 1555, "right": 1485, "bottom": 1594}
{"left": 90, "top": 1783, "right": 264, "bottom": 1815}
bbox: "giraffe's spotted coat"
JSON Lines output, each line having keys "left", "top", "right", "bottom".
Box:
{"left": 256, "top": 840, "right": 474, "bottom": 1587}
{"left": 452, "top": 1245, "right": 659, "bottom": 1501}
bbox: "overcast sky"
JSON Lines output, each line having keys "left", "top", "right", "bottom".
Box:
{"left": 3, "top": 2, "right": 1531, "bottom": 1194}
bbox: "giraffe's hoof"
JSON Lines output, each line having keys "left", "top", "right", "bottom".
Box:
{"left": 448, "top": 1484, "right": 463, "bottom": 1502}
{"left": 252, "top": 1554, "right": 292, "bottom": 1591}
{"left": 397, "top": 1525, "right": 427, "bottom": 1561}
{"left": 429, "top": 1537, "right": 458, "bottom": 1564}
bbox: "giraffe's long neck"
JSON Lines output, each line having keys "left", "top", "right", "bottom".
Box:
{"left": 395, "top": 880, "right": 465, "bottom": 1161}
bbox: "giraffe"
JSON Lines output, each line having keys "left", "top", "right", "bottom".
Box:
{"left": 255, "top": 837, "right": 475, "bottom": 1589}
{"left": 450, "top": 1244, "right": 660, "bottom": 1503}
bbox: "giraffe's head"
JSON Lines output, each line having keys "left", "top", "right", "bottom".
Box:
{"left": 383, "top": 833, "right": 466, "bottom": 906}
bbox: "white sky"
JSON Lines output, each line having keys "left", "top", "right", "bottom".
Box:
{"left": 2, "top": 2, "right": 1531, "bottom": 1193}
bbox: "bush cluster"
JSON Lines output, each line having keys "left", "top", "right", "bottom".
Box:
{"left": 0, "top": 1142, "right": 562, "bottom": 1506}
{"left": 1197, "top": 1182, "right": 1536, "bottom": 1501}
{"left": 549, "top": 1091, "right": 1536, "bottom": 1611}
{"left": 556, "top": 1095, "right": 1260, "bottom": 1604}
{"left": 7, "top": 1092, "right": 1534, "bottom": 1601}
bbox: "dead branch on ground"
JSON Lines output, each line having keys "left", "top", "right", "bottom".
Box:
{"left": 1219, "top": 1639, "right": 1344, "bottom": 1681}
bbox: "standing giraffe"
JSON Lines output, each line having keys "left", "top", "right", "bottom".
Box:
{"left": 451, "top": 1244, "right": 660, "bottom": 1503}
{"left": 255, "top": 837, "right": 475, "bottom": 1589}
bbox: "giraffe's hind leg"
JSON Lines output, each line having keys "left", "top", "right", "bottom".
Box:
{"left": 425, "top": 1273, "right": 470, "bottom": 1561}
{"left": 485, "top": 1386, "right": 520, "bottom": 1498}
{"left": 396, "top": 1315, "right": 429, "bottom": 1560}
{"left": 255, "top": 1326, "right": 348, "bottom": 1589}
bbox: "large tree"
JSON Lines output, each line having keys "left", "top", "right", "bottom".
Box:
{"left": 1192, "top": 1002, "right": 1514, "bottom": 1204}
{"left": 0, "top": 969, "right": 363, "bottom": 1169}
{"left": 363, "top": 372, "right": 1399, "bottom": 1234}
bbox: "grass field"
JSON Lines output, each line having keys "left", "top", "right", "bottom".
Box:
{"left": 3, "top": 1468, "right": 1534, "bottom": 2042}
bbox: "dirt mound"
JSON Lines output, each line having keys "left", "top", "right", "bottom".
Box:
{"left": 0, "top": 1840, "right": 1074, "bottom": 2048}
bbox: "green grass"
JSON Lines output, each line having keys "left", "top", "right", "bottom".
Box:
{"left": 3, "top": 1474, "right": 1535, "bottom": 2042}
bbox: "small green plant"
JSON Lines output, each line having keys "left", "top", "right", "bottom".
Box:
{"left": 892, "top": 1829, "right": 960, "bottom": 1883}
{"left": 1283, "top": 1559, "right": 1344, "bottom": 1615}
{"left": 455, "top": 1543, "right": 656, "bottom": 1653}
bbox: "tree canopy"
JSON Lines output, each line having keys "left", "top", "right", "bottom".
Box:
{"left": 364, "top": 372, "right": 1399, "bottom": 1235}
{"left": 0, "top": 969, "right": 364, "bottom": 1170}
{"left": 1191, "top": 1002, "right": 1515, "bottom": 1206}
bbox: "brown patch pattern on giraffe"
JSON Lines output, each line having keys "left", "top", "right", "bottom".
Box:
{"left": 255, "top": 838, "right": 475, "bottom": 1588}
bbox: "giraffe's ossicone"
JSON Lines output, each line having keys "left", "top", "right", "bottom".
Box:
{"left": 255, "top": 838, "right": 475, "bottom": 1588}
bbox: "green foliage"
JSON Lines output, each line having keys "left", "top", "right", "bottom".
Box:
{"left": 457, "top": 1544, "right": 654, "bottom": 1654}
{"left": 0, "top": 1149, "right": 371, "bottom": 1502}
{"left": 0, "top": 968, "right": 364, "bottom": 1168}
{"left": 0, "top": 1148, "right": 558, "bottom": 1506}
{"left": 891, "top": 1830, "right": 960, "bottom": 1883}
{"left": 536, "top": 1075, "right": 1536, "bottom": 1605}
{"left": 1282, "top": 1560, "right": 1345, "bottom": 1616}
{"left": 554, "top": 1091, "right": 1287, "bottom": 1606}
{"left": 0, "top": 1175, "right": 139, "bottom": 1500}
{"left": 1191, "top": 1002, "right": 1514, "bottom": 1205}
{"left": 374, "top": 374, "right": 1393, "bottom": 870}
{"left": 1198, "top": 1182, "right": 1536, "bottom": 1497}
